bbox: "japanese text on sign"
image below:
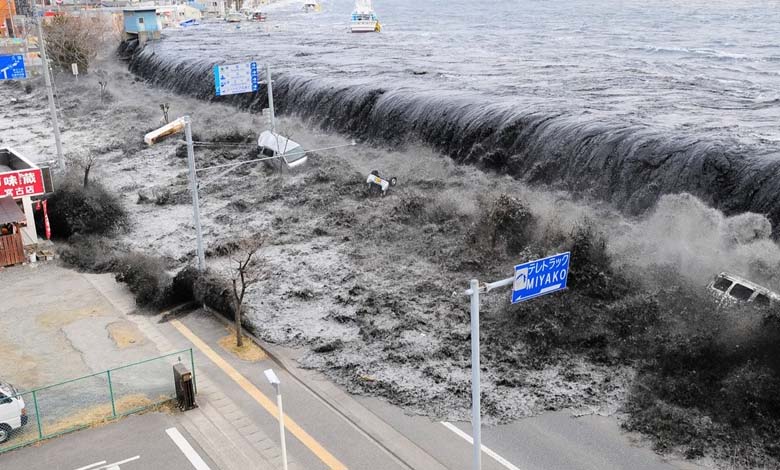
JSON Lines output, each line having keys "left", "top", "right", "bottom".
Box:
{"left": 0, "top": 54, "right": 27, "bottom": 80}
{"left": 511, "top": 252, "right": 570, "bottom": 303}
{"left": 0, "top": 168, "right": 45, "bottom": 199}
{"left": 213, "top": 61, "right": 259, "bottom": 96}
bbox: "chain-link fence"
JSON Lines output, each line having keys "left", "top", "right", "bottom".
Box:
{"left": 0, "top": 349, "right": 195, "bottom": 454}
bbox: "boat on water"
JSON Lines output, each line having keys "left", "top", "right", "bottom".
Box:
{"left": 225, "top": 11, "right": 244, "bottom": 23}
{"left": 303, "top": 0, "right": 321, "bottom": 12}
{"left": 350, "top": 0, "right": 380, "bottom": 33}
{"left": 250, "top": 10, "right": 267, "bottom": 21}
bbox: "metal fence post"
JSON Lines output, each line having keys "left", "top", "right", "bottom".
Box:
{"left": 189, "top": 348, "right": 197, "bottom": 394}
{"left": 31, "top": 390, "right": 42, "bottom": 439}
{"left": 107, "top": 370, "right": 117, "bottom": 418}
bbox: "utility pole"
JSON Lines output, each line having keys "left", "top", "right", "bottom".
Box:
{"left": 266, "top": 63, "right": 275, "bottom": 133}
{"left": 144, "top": 116, "right": 206, "bottom": 271}
{"left": 35, "top": 6, "right": 65, "bottom": 171}
{"left": 183, "top": 116, "right": 206, "bottom": 271}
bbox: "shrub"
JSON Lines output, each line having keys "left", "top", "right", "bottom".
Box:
{"left": 566, "top": 221, "right": 629, "bottom": 300}
{"left": 468, "top": 193, "right": 536, "bottom": 259}
{"left": 114, "top": 253, "right": 172, "bottom": 308}
{"left": 46, "top": 180, "right": 128, "bottom": 238}
{"left": 59, "top": 234, "right": 122, "bottom": 272}
{"left": 173, "top": 267, "right": 235, "bottom": 318}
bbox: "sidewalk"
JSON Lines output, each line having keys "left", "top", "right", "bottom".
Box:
{"left": 85, "top": 271, "right": 424, "bottom": 470}
{"left": 84, "top": 273, "right": 302, "bottom": 470}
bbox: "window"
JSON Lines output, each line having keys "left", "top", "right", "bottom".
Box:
{"left": 138, "top": 17, "right": 144, "bottom": 24}
{"left": 755, "top": 294, "right": 771, "bottom": 306}
{"left": 729, "top": 284, "right": 754, "bottom": 301}
{"left": 712, "top": 277, "right": 732, "bottom": 292}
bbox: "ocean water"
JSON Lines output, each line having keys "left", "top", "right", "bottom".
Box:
{"left": 131, "top": 0, "right": 780, "bottom": 231}
{"left": 152, "top": 0, "right": 780, "bottom": 150}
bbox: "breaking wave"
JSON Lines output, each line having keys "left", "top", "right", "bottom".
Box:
{"left": 127, "top": 46, "right": 780, "bottom": 237}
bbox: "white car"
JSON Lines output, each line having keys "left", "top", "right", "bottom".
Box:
{"left": 708, "top": 272, "right": 779, "bottom": 307}
{"left": 0, "top": 381, "right": 27, "bottom": 444}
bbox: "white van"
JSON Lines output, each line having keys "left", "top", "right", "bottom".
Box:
{"left": 708, "top": 272, "right": 780, "bottom": 307}
{"left": 0, "top": 381, "right": 27, "bottom": 443}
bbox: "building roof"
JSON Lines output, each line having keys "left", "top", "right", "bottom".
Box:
{"left": 123, "top": 6, "right": 157, "bottom": 12}
{"left": 0, "top": 196, "right": 26, "bottom": 225}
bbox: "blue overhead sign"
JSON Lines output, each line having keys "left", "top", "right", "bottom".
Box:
{"left": 511, "top": 252, "right": 570, "bottom": 303}
{"left": 213, "top": 61, "right": 259, "bottom": 96}
{"left": 0, "top": 55, "right": 27, "bottom": 81}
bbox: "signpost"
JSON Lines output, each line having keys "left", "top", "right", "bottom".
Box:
{"left": 463, "top": 251, "right": 571, "bottom": 470}
{"left": 0, "top": 54, "right": 26, "bottom": 80}
{"left": 213, "top": 61, "right": 259, "bottom": 97}
{"left": 511, "top": 252, "right": 570, "bottom": 303}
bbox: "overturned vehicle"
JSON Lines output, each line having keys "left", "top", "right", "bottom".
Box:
{"left": 258, "top": 131, "right": 307, "bottom": 169}
{"left": 708, "top": 272, "right": 780, "bottom": 307}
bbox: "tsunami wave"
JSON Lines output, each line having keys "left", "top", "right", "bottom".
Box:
{"left": 125, "top": 44, "right": 780, "bottom": 237}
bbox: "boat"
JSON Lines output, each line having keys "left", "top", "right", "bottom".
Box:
{"left": 250, "top": 10, "right": 267, "bottom": 21}
{"left": 303, "top": 0, "right": 320, "bottom": 12}
{"left": 225, "top": 11, "right": 244, "bottom": 23}
{"left": 350, "top": 0, "right": 380, "bottom": 33}
{"left": 257, "top": 131, "right": 308, "bottom": 168}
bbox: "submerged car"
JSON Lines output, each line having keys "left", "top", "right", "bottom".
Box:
{"left": 708, "top": 272, "right": 780, "bottom": 307}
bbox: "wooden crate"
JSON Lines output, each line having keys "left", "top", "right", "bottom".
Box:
{"left": 0, "top": 232, "right": 25, "bottom": 267}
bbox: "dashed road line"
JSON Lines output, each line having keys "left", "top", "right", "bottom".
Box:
{"left": 166, "top": 427, "right": 212, "bottom": 470}
{"left": 441, "top": 421, "right": 523, "bottom": 470}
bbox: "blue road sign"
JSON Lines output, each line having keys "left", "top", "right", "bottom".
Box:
{"left": 0, "top": 54, "right": 27, "bottom": 81}
{"left": 213, "top": 61, "right": 259, "bottom": 96}
{"left": 511, "top": 252, "right": 570, "bottom": 303}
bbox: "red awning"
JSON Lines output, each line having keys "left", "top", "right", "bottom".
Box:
{"left": 0, "top": 197, "right": 26, "bottom": 225}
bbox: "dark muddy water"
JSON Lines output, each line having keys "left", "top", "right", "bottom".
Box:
{"left": 129, "top": 0, "right": 780, "bottom": 231}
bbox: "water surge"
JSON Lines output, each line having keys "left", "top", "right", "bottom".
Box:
{"left": 127, "top": 46, "right": 780, "bottom": 236}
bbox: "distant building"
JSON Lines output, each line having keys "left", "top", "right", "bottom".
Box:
{"left": 0, "top": 0, "right": 16, "bottom": 37}
{"left": 156, "top": 4, "right": 202, "bottom": 27}
{"left": 123, "top": 7, "right": 161, "bottom": 44}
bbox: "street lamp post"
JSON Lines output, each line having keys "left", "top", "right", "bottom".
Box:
{"left": 264, "top": 368, "right": 288, "bottom": 470}
{"left": 144, "top": 116, "right": 205, "bottom": 270}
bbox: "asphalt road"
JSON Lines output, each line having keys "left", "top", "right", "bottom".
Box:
{"left": 161, "top": 311, "right": 408, "bottom": 470}
{"left": 356, "top": 396, "right": 704, "bottom": 470}
{"left": 0, "top": 412, "right": 217, "bottom": 470}
{"left": 164, "top": 310, "right": 703, "bottom": 470}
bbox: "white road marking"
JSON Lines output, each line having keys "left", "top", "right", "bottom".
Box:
{"left": 441, "top": 421, "right": 523, "bottom": 470}
{"left": 103, "top": 456, "right": 140, "bottom": 468}
{"left": 166, "top": 427, "right": 212, "bottom": 470}
{"left": 74, "top": 462, "right": 107, "bottom": 470}
{"left": 73, "top": 456, "right": 140, "bottom": 470}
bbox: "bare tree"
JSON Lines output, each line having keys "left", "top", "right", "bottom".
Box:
{"left": 67, "top": 149, "right": 99, "bottom": 188}
{"left": 229, "top": 240, "right": 266, "bottom": 347}
{"left": 96, "top": 69, "right": 109, "bottom": 103}
{"left": 43, "top": 14, "right": 114, "bottom": 73}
